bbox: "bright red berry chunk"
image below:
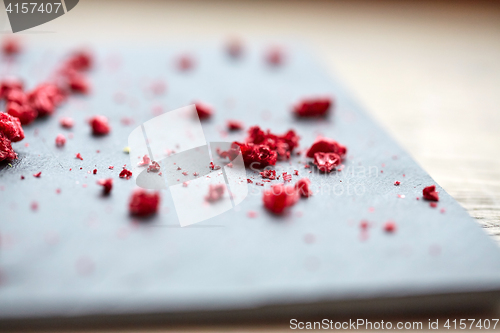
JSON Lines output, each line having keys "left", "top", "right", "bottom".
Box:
{"left": 227, "top": 120, "right": 244, "bottom": 131}
{"left": 0, "top": 112, "right": 24, "bottom": 142}
{"left": 306, "top": 137, "right": 347, "bottom": 158}
{"left": 293, "top": 97, "right": 332, "bottom": 117}
{"left": 97, "top": 178, "right": 113, "bottom": 194}
{"left": 384, "top": 221, "right": 397, "bottom": 233}
{"left": 129, "top": 189, "right": 160, "bottom": 217}
{"left": 0, "top": 132, "right": 16, "bottom": 161}
{"left": 55, "top": 134, "right": 66, "bottom": 147}
{"left": 205, "top": 184, "right": 225, "bottom": 202}
{"left": 119, "top": 168, "right": 132, "bottom": 179}
{"left": 295, "top": 178, "right": 313, "bottom": 197}
{"left": 423, "top": 185, "right": 439, "bottom": 202}
{"left": 194, "top": 102, "right": 213, "bottom": 120}
{"left": 263, "top": 184, "right": 299, "bottom": 215}
{"left": 89, "top": 115, "right": 111, "bottom": 135}
{"left": 313, "top": 152, "right": 341, "bottom": 173}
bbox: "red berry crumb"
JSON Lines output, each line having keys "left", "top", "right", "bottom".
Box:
{"left": 227, "top": 120, "right": 244, "bottom": 131}
{"left": 294, "top": 170, "right": 299, "bottom": 176}
{"left": 0, "top": 132, "right": 17, "bottom": 161}
{"left": 194, "top": 102, "right": 213, "bottom": 120}
{"left": 60, "top": 117, "right": 74, "bottom": 129}
{"left": 138, "top": 155, "right": 151, "bottom": 166}
{"left": 265, "top": 46, "right": 284, "bottom": 66}
{"left": 93, "top": 169, "right": 97, "bottom": 174}
{"left": 119, "top": 168, "right": 132, "bottom": 180}
{"left": 295, "top": 178, "right": 313, "bottom": 197}
{"left": 313, "top": 152, "right": 341, "bottom": 173}
{"left": 260, "top": 169, "right": 277, "bottom": 180}
{"left": 282, "top": 172, "right": 292, "bottom": 182}
{"left": 293, "top": 97, "right": 333, "bottom": 118}
{"left": 89, "top": 115, "right": 111, "bottom": 135}
{"left": 2, "top": 38, "right": 21, "bottom": 55}
{"left": 226, "top": 38, "right": 244, "bottom": 58}
{"left": 262, "top": 184, "right": 299, "bottom": 215}
{"left": 55, "top": 134, "right": 66, "bottom": 147}
{"left": 97, "top": 178, "right": 113, "bottom": 194}
{"left": 177, "top": 54, "right": 195, "bottom": 71}
{"left": 75, "top": 153, "right": 83, "bottom": 160}
{"left": 128, "top": 189, "right": 160, "bottom": 217}
{"left": 33, "top": 171, "right": 42, "bottom": 178}
{"left": 394, "top": 181, "right": 401, "bottom": 186}
{"left": 0, "top": 112, "right": 25, "bottom": 142}
{"left": 205, "top": 184, "right": 225, "bottom": 202}
{"left": 247, "top": 179, "right": 253, "bottom": 183}
{"left": 147, "top": 161, "right": 161, "bottom": 173}
{"left": 430, "top": 202, "right": 438, "bottom": 208}
{"left": 423, "top": 185, "right": 439, "bottom": 202}
{"left": 383, "top": 221, "right": 397, "bottom": 233}
{"left": 306, "top": 137, "right": 347, "bottom": 159}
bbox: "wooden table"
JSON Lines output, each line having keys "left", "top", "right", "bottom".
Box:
{"left": 6, "top": 0, "right": 500, "bottom": 331}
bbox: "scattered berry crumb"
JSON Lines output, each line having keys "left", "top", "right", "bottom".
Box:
{"left": 119, "top": 168, "right": 132, "bottom": 180}
{"left": 97, "top": 178, "right": 113, "bottom": 194}
{"left": 295, "top": 178, "right": 313, "bottom": 197}
{"left": 33, "top": 171, "right": 41, "bottom": 178}
{"left": 247, "top": 210, "right": 257, "bottom": 218}
{"left": 129, "top": 189, "right": 160, "bottom": 217}
{"left": 293, "top": 97, "right": 332, "bottom": 118}
{"left": 430, "top": 202, "right": 438, "bottom": 208}
{"left": 109, "top": 166, "right": 114, "bottom": 170}
{"left": 89, "top": 115, "right": 111, "bottom": 135}
{"left": 394, "top": 181, "right": 400, "bottom": 186}
{"left": 59, "top": 117, "right": 74, "bottom": 129}
{"left": 227, "top": 120, "right": 244, "bottom": 131}
{"left": 383, "top": 221, "right": 397, "bottom": 233}
{"left": 247, "top": 179, "right": 253, "bottom": 183}
{"left": 205, "top": 184, "right": 225, "bottom": 202}
{"left": 262, "top": 184, "right": 299, "bottom": 215}
{"left": 93, "top": 169, "right": 97, "bottom": 174}
{"left": 423, "top": 185, "right": 439, "bottom": 201}
{"left": 75, "top": 153, "right": 83, "bottom": 160}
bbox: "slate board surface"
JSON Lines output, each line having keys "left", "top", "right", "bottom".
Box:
{"left": 1, "top": 43, "right": 500, "bottom": 322}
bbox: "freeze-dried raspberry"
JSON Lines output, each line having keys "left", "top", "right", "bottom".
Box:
{"left": 27, "top": 83, "right": 66, "bottom": 117}
{"left": 119, "top": 168, "right": 132, "bottom": 179}
{"left": 33, "top": 171, "right": 42, "bottom": 178}
{"left": 177, "top": 54, "right": 195, "bottom": 71}
{"left": 247, "top": 179, "right": 253, "bottom": 183}
{"left": 313, "top": 152, "right": 341, "bottom": 173}
{"left": 0, "top": 78, "right": 23, "bottom": 99}
{"left": 0, "top": 132, "right": 16, "bottom": 161}
{"left": 0, "top": 112, "right": 24, "bottom": 142}
{"left": 293, "top": 97, "right": 332, "bottom": 117}
{"left": 2, "top": 38, "right": 21, "bottom": 56}
{"left": 263, "top": 184, "right": 299, "bottom": 215}
{"left": 182, "top": 171, "right": 188, "bottom": 176}
{"left": 65, "top": 50, "right": 93, "bottom": 71}
{"left": 97, "top": 178, "right": 113, "bottom": 195}
{"left": 227, "top": 120, "right": 244, "bottom": 131}
{"left": 89, "top": 115, "right": 111, "bottom": 135}
{"left": 60, "top": 117, "right": 74, "bottom": 128}
{"left": 282, "top": 172, "right": 292, "bottom": 182}
{"left": 295, "top": 178, "right": 313, "bottom": 197}
{"left": 75, "top": 153, "right": 83, "bottom": 160}
{"left": 55, "top": 134, "right": 66, "bottom": 147}
{"left": 423, "top": 185, "right": 439, "bottom": 202}
{"left": 294, "top": 170, "right": 299, "bottom": 176}
{"left": 93, "top": 169, "right": 97, "bottom": 174}
{"left": 234, "top": 142, "right": 278, "bottom": 168}
{"left": 194, "top": 102, "right": 213, "bottom": 120}
{"left": 67, "top": 71, "right": 90, "bottom": 94}
{"left": 306, "top": 137, "right": 347, "bottom": 158}
{"left": 128, "top": 189, "right": 160, "bottom": 217}
{"left": 430, "top": 202, "right": 438, "bottom": 208}
{"left": 6, "top": 101, "right": 37, "bottom": 125}
{"left": 394, "top": 181, "right": 401, "bottom": 186}
{"left": 383, "top": 221, "right": 397, "bottom": 233}
{"left": 260, "top": 169, "right": 277, "bottom": 180}
{"left": 265, "top": 46, "right": 284, "bottom": 66}
{"left": 147, "top": 161, "right": 161, "bottom": 173}
{"left": 205, "top": 184, "right": 225, "bottom": 202}
{"left": 246, "top": 126, "right": 299, "bottom": 161}
{"left": 209, "top": 162, "right": 221, "bottom": 170}
{"left": 138, "top": 155, "right": 151, "bottom": 167}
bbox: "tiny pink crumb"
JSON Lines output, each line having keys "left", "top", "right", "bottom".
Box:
{"left": 294, "top": 170, "right": 299, "bottom": 176}
{"left": 397, "top": 194, "right": 405, "bottom": 199}
{"left": 56, "top": 188, "right": 61, "bottom": 194}
{"left": 304, "top": 165, "right": 310, "bottom": 169}
{"left": 109, "top": 166, "right": 114, "bottom": 170}
{"left": 182, "top": 171, "right": 188, "bottom": 176}
{"left": 403, "top": 174, "right": 406, "bottom": 177}
{"left": 20, "top": 175, "right": 25, "bottom": 180}
{"left": 368, "top": 207, "right": 375, "bottom": 213}
{"left": 383, "top": 221, "right": 397, "bottom": 233}
{"left": 440, "top": 208, "right": 446, "bottom": 213}
{"left": 33, "top": 171, "right": 42, "bottom": 178}
{"left": 55, "top": 134, "right": 66, "bottom": 147}
{"left": 227, "top": 120, "right": 244, "bottom": 131}
{"left": 60, "top": 117, "right": 74, "bottom": 129}
{"left": 137, "top": 155, "right": 150, "bottom": 166}
{"left": 394, "top": 181, "right": 401, "bottom": 186}
{"left": 177, "top": 166, "right": 182, "bottom": 170}
{"left": 75, "top": 153, "right": 83, "bottom": 160}
{"left": 205, "top": 184, "right": 225, "bottom": 202}
{"left": 430, "top": 202, "right": 438, "bottom": 208}
{"left": 31, "top": 201, "right": 38, "bottom": 211}
{"left": 193, "top": 172, "right": 199, "bottom": 176}
{"left": 247, "top": 210, "right": 257, "bottom": 218}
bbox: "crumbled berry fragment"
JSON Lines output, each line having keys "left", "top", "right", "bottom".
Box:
{"left": 430, "top": 202, "right": 438, "bottom": 208}
{"left": 33, "top": 171, "right": 42, "bottom": 178}
{"left": 182, "top": 181, "right": 189, "bottom": 187}
{"left": 282, "top": 172, "right": 292, "bottom": 182}
{"left": 27, "top": 83, "right": 65, "bottom": 117}
{"left": 55, "top": 134, "right": 66, "bottom": 147}
{"left": 31, "top": 201, "right": 38, "bottom": 211}
{"left": 137, "top": 154, "right": 151, "bottom": 166}
{"left": 394, "top": 181, "right": 401, "bottom": 186}
{"left": 383, "top": 221, "right": 397, "bottom": 233}
{"left": 128, "top": 189, "right": 160, "bottom": 217}
{"left": 423, "top": 185, "right": 439, "bottom": 202}
{"left": 194, "top": 102, "right": 213, "bottom": 120}
{"left": 227, "top": 120, "right": 244, "bottom": 131}
{"left": 205, "top": 184, "right": 225, "bottom": 202}
{"left": 147, "top": 161, "right": 161, "bottom": 173}
{"left": 263, "top": 184, "right": 299, "bottom": 215}
{"left": 66, "top": 50, "right": 93, "bottom": 71}
{"left": 119, "top": 168, "right": 132, "bottom": 180}
{"left": 0, "top": 112, "right": 24, "bottom": 142}
{"left": 313, "top": 152, "right": 341, "bottom": 172}
{"left": 232, "top": 142, "right": 278, "bottom": 168}
{"left": 260, "top": 169, "right": 277, "bottom": 180}
{"left": 6, "top": 100, "right": 37, "bottom": 125}
{"left": 293, "top": 97, "right": 332, "bottom": 117}
{"left": 2, "top": 38, "right": 21, "bottom": 55}
{"left": 306, "top": 137, "right": 347, "bottom": 158}
{"left": 193, "top": 172, "right": 199, "bottom": 176}
{"left": 209, "top": 162, "right": 221, "bottom": 170}
{"left": 109, "top": 166, "right": 114, "bottom": 170}
{"left": 247, "top": 210, "right": 257, "bottom": 218}
{"left": 182, "top": 171, "right": 188, "bottom": 176}
{"left": 265, "top": 46, "right": 284, "bottom": 66}
{"left": 20, "top": 175, "right": 25, "bottom": 180}
{"left": 226, "top": 38, "right": 244, "bottom": 58}
{"left": 177, "top": 54, "right": 195, "bottom": 71}
{"left": 60, "top": 117, "right": 74, "bottom": 128}
{"left": 247, "top": 179, "right": 253, "bottom": 183}
{"left": 75, "top": 153, "right": 83, "bottom": 160}
{"left": 295, "top": 178, "right": 313, "bottom": 197}
{"left": 294, "top": 170, "right": 299, "bottom": 176}
{"left": 93, "top": 169, "right": 97, "bottom": 174}
{"left": 97, "top": 178, "right": 113, "bottom": 194}
{"left": 89, "top": 115, "right": 111, "bottom": 135}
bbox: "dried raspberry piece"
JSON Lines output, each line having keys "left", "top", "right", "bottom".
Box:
{"left": 313, "top": 152, "right": 341, "bottom": 172}
{"left": 0, "top": 112, "right": 24, "bottom": 142}
{"left": 60, "top": 117, "right": 74, "bottom": 128}
{"left": 27, "top": 83, "right": 65, "bottom": 117}
{"left": 194, "top": 102, "right": 213, "bottom": 120}
{"left": 147, "top": 161, "right": 161, "bottom": 173}
{"left": 260, "top": 169, "right": 277, "bottom": 180}
{"left": 6, "top": 101, "right": 37, "bottom": 125}
{"left": 209, "top": 162, "right": 221, "bottom": 170}
{"left": 247, "top": 179, "right": 253, "bottom": 183}
{"left": 205, "top": 184, "right": 225, "bottom": 202}
{"left": 394, "top": 181, "right": 401, "bottom": 186}
{"left": 55, "top": 134, "right": 66, "bottom": 147}
{"left": 265, "top": 46, "right": 284, "bottom": 66}
{"left": 383, "top": 221, "right": 397, "bottom": 233}
{"left": 75, "top": 153, "right": 83, "bottom": 160}
{"left": 2, "top": 38, "right": 21, "bottom": 55}
{"left": 0, "top": 78, "right": 23, "bottom": 99}
{"left": 295, "top": 178, "right": 313, "bottom": 197}
{"left": 227, "top": 120, "right": 244, "bottom": 131}
{"left": 236, "top": 142, "right": 278, "bottom": 168}
{"left": 263, "top": 184, "right": 299, "bottom": 215}
{"left": 0, "top": 132, "right": 16, "bottom": 161}
{"left": 128, "top": 189, "right": 160, "bottom": 217}
{"left": 119, "top": 168, "right": 132, "bottom": 179}
{"left": 89, "top": 115, "right": 111, "bottom": 135}
{"left": 93, "top": 169, "right": 97, "bottom": 174}
{"left": 97, "top": 178, "right": 113, "bottom": 195}
{"left": 67, "top": 71, "right": 90, "bottom": 94}
{"left": 293, "top": 97, "right": 332, "bottom": 117}
{"left": 177, "top": 54, "right": 195, "bottom": 71}
{"left": 246, "top": 126, "right": 300, "bottom": 160}
{"left": 33, "top": 171, "right": 42, "bottom": 178}
{"left": 282, "top": 172, "right": 292, "bottom": 182}
{"left": 306, "top": 137, "right": 347, "bottom": 158}
{"left": 430, "top": 202, "right": 438, "bottom": 208}
{"left": 66, "top": 50, "right": 93, "bottom": 71}
{"left": 423, "top": 185, "right": 439, "bottom": 202}
{"left": 138, "top": 155, "right": 151, "bottom": 167}
{"left": 294, "top": 170, "right": 299, "bottom": 176}
{"left": 182, "top": 171, "right": 188, "bottom": 176}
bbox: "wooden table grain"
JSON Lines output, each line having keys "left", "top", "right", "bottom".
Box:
{"left": 4, "top": 0, "right": 500, "bottom": 331}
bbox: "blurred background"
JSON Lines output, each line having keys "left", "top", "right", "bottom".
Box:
{"left": 1, "top": 0, "right": 500, "bottom": 331}
{"left": 5, "top": 0, "right": 498, "bottom": 240}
